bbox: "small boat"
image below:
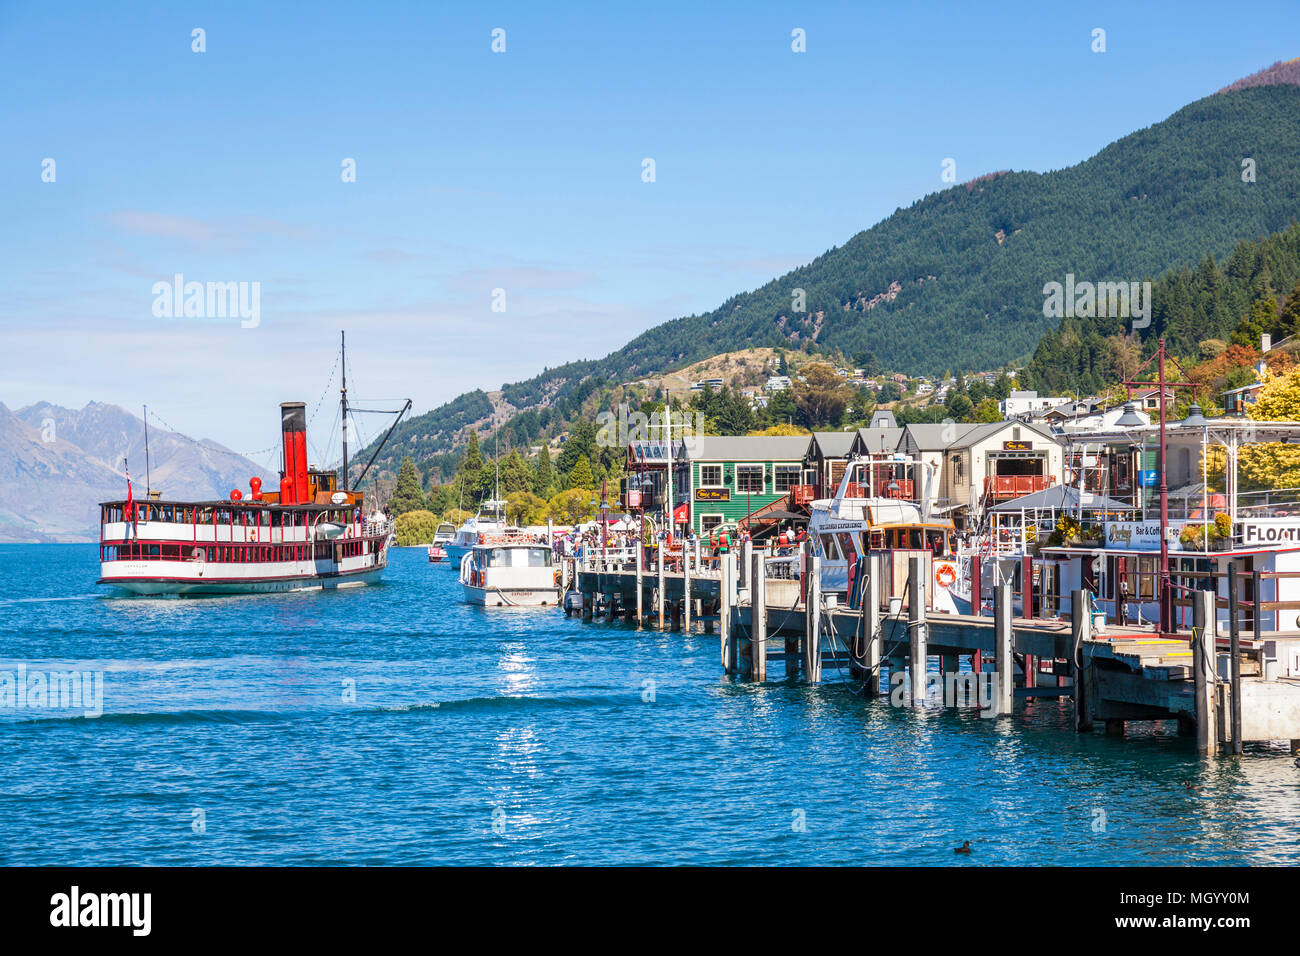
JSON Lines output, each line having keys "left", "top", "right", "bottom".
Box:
{"left": 428, "top": 522, "right": 455, "bottom": 563}
{"left": 458, "top": 532, "right": 560, "bottom": 606}
{"left": 446, "top": 499, "right": 511, "bottom": 568}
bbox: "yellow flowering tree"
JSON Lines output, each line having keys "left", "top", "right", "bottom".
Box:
{"left": 1237, "top": 367, "right": 1300, "bottom": 489}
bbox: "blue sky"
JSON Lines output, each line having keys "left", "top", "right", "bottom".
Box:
{"left": 2, "top": 0, "right": 1297, "bottom": 455}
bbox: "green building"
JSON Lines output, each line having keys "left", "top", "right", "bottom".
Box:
{"left": 673, "top": 436, "right": 809, "bottom": 535}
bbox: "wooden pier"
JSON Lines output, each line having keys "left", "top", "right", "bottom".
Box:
{"left": 568, "top": 546, "right": 1300, "bottom": 756}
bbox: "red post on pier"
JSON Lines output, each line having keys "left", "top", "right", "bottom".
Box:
{"left": 1021, "top": 554, "right": 1033, "bottom": 620}
{"left": 969, "top": 554, "right": 982, "bottom": 618}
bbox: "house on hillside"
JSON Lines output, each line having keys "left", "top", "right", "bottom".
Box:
{"left": 1132, "top": 386, "right": 1177, "bottom": 413}
{"left": 1001, "top": 389, "right": 1072, "bottom": 418}
{"left": 1221, "top": 381, "right": 1265, "bottom": 417}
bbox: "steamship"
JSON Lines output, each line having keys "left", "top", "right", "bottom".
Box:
{"left": 97, "top": 335, "right": 409, "bottom": 596}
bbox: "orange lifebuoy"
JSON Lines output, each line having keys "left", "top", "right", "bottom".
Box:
{"left": 935, "top": 562, "right": 957, "bottom": 589}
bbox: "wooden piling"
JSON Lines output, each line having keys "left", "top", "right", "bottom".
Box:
{"left": 721, "top": 552, "right": 736, "bottom": 675}
{"left": 1071, "top": 589, "right": 1093, "bottom": 732}
{"left": 1192, "top": 588, "right": 1218, "bottom": 756}
{"left": 908, "top": 555, "right": 927, "bottom": 704}
{"left": 682, "top": 547, "right": 692, "bottom": 634}
{"left": 858, "top": 554, "right": 883, "bottom": 696}
{"left": 994, "top": 581, "right": 1013, "bottom": 716}
{"left": 804, "top": 555, "right": 822, "bottom": 682}
{"left": 1228, "top": 562, "right": 1243, "bottom": 755}
{"left": 635, "top": 542, "right": 643, "bottom": 629}
{"left": 751, "top": 549, "right": 766, "bottom": 682}
{"left": 656, "top": 546, "right": 665, "bottom": 629}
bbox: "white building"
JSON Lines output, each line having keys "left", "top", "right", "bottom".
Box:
{"left": 1001, "top": 389, "right": 1072, "bottom": 418}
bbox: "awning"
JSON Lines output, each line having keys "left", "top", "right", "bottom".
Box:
{"left": 672, "top": 503, "right": 688, "bottom": 523}
{"left": 744, "top": 509, "right": 803, "bottom": 523}
{"left": 988, "top": 485, "right": 1135, "bottom": 513}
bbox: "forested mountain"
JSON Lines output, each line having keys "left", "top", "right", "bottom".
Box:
{"left": 359, "top": 74, "right": 1300, "bottom": 482}
{"left": 1021, "top": 221, "right": 1300, "bottom": 395}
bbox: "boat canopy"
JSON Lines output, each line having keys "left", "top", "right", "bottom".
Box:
{"left": 987, "top": 485, "right": 1134, "bottom": 514}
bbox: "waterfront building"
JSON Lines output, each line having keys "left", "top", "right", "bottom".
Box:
{"left": 673, "top": 435, "right": 808, "bottom": 536}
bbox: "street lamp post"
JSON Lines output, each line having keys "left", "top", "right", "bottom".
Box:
{"left": 1123, "top": 338, "right": 1198, "bottom": 636}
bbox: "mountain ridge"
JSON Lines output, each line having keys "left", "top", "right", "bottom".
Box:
{"left": 357, "top": 76, "right": 1300, "bottom": 480}
{"left": 2, "top": 401, "right": 267, "bottom": 542}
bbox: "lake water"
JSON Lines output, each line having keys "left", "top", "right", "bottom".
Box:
{"left": 1, "top": 543, "right": 1297, "bottom": 865}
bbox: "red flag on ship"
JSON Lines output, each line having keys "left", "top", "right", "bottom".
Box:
{"left": 124, "top": 461, "right": 136, "bottom": 535}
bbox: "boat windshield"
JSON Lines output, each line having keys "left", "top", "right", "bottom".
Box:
{"left": 482, "top": 546, "right": 552, "bottom": 568}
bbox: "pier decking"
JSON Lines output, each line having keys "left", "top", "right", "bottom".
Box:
{"left": 567, "top": 545, "right": 1300, "bottom": 756}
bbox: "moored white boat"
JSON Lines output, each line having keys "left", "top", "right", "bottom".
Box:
{"left": 458, "top": 533, "right": 560, "bottom": 606}
{"left": 446, "top": 499, "right": 511, "bottom": 568}
{"left": 804, "top": 455, "right": 962, "bottom": 612}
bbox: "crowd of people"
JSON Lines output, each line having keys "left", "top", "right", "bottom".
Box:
{"left": 550, "top": 519, "right": 810, "bottom": 570}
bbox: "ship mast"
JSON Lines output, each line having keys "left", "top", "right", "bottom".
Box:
{"left": 340, "top": 330, "right": 349, "bottom": 493}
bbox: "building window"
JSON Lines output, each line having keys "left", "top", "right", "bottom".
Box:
{"left": 773, "top": 464, "right": 800, "bottom": 492}
{"left": 952, "top": 454, "right": 965, "bottom": 481}
{"left": 736, "top": 465, "right": 764, "bottom": 493}
{"left": 700, "top": 514, "right": 723, "bottom": 534}
{"left": 700, "top": 464, "right": 723, "bottom": 487}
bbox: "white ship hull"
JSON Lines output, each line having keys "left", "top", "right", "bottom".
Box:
{"left": 104, "top": 564, "right": 387, "bottom": 596}
{"left": 461, "top": 584, "right": 559, "bottom": 607}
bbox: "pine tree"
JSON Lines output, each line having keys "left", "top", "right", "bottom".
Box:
{"left": 1279, "top": 279, "right": 1300, "bottom": 338}
{"left": 389, "top": 456, "right": 426, "bottom": 515}
{"left": 500, "top": 450, "right": 534, "bottom": 494}
{"left": 533, "top": 450, "right": 554, "bottom": 497}
{"left": 567, "top": 454, "right": 595, "bottom": 490}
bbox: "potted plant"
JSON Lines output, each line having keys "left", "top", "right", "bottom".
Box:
{"left": 1078, "top": 522, "right": 1103, "bottom": 547}
{"left": 1179, "top": 524, "right": 1205, "bottom": 551}
{"left": 1209, "top": 513, "right": 1232, "bottom": 551}
{"left": 1056, "top": 514, "right": 1082, "bottom": 547}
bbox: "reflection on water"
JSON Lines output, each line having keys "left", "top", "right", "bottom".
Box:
{"left": 0, "top": 543, "right": 1296, "bottom": 865}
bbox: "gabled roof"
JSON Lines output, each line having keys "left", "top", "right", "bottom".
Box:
{"left": 901, "top": 419, "right": 1060, "bottom": 451}
{"left": 680, "top": 435, "right": 810, "bottom": 462}
{"left": 868, "top": 409, "right": 897, "bottom": 428}
{"left": 807, "top": 430, "right": 856, "bottom": 459}
{"left": 900, "top": 422, "right": 979, "bottom": 450}
{"left": 852, "top": 426, "right": 904, "bottom": 454}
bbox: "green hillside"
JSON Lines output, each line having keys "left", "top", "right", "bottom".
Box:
{"left": 358, "top": 81, "right": 1300, "bottom": 482}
